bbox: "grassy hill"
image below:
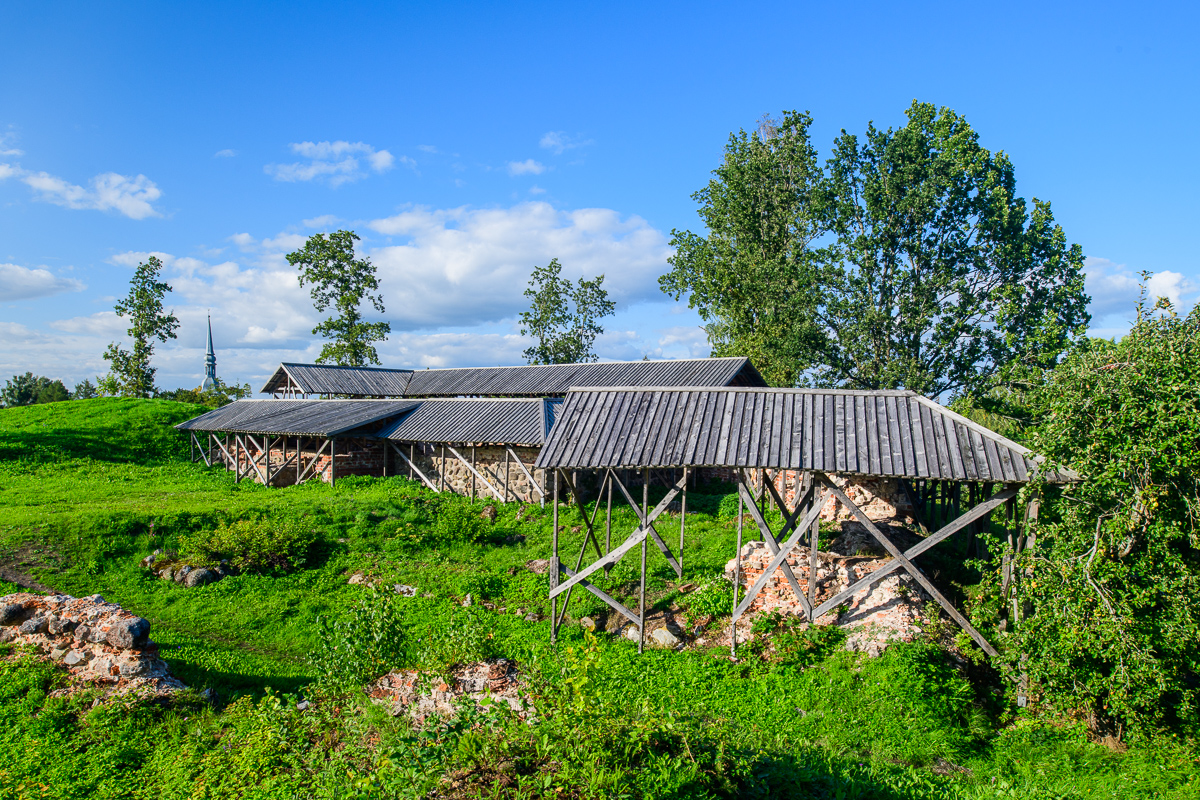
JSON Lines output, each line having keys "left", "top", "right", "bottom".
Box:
{"left": 0, "top": 399, "right": 1194, "bottom": 799}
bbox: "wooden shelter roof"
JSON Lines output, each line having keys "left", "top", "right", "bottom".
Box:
{"left": 535, "top": 387, "right": 1077, "bottom": 484}
{"left": 259, "top": 357, "right": 766, "bottom": 398}
{"left": 175, "top": 399, "right": 418, "bottom": 437}
{"left": 376, "top": 398, "right": 560, "bottom": 446}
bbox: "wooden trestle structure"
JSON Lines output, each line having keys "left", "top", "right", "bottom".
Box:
{"left": 535, "top": 386, "right": 1076, "bottom": 656}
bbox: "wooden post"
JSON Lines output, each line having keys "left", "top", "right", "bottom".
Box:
{"left": 604, "top": 473, "right": 614, "bottom": 576}
{"left": 503, "top": 448, "right": 510, "bottom": 503}
{"left": 731, "top": 477, "right": 743, "bottom": 657}
{"left": 330, "top": 438, "right": 336, "bottom": 487}
{"left": 679, "top": 467, "right": 687, "bottom": 575}
{"left": 639, "top": 468, "right": 648, "bottom": 655}
{"left": 296, "top": 437, "right": 302, "bottom": 485}
{"left": 409, "top": 444, "right": 415, "bottom": 482}
{"left": 551, "top": 471, "right": 559, "bottom": 644}
{"left": 471, "top": 445, "right": 477, "bottom": 500}
{"left": 440, "top": 445, "right": 446, "bottom": 492}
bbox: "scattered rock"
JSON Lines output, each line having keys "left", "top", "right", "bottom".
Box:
{"left": 677, "top": 583, "right": 697, "bottom": 594}
{"left": 393, "top": 584, "right": 417, "bottom": 597}
{"left": 0, "top": 603, "right": 27, "bottom": 625}
{"left": 579, "top": 616, "right": 597, "bottom": 632}
{"left": 479, "top": 506, "right": 498, "bottom": 521}
{"left": 48, "top": 616, "right": 75, "bottom": 635}
{"left": 650, "top": 628, "right": 680, "bottom": 648}
{"left": 348, "top": 572, "right": 367, "bottom": 585}
{"left": 624, "top": 626, "right": 641, "bottom": 643}
{"left": 158, "top": 567, "right": 174, "bottom": 582}
{"left": 63, "top": 650, "right": 88, "bottom": 666}
{"left": 140, "top": 554, "right": 156, "bottom": 569}
{"left": 183, "top": 568, "right": 217, "bottom": 588}
{"left": 296, "top": 699, "right": 310, "bottom": 711}
{"left": 368, "top": 659, "right": 527, "bottom": 725}
{"left": 19, "top": 616, "right": 48, "bottom": 635}
{"left": 50, "top": 647, "right": 68, "bottom": 662}
{"left": 173, "top": 565, "right": 192, "bottom": 584}
{"left": 106, "top": 617, "right": 150, "bottom": 649}
{"left": 462, "top": 594, "right": 473, "bottom": 607}
{"left": 525, "top": 559, "right": 550, "bottom": 574}
{"left": 523, "top": 612, "right": 541, "bottom": 623}
{"left": 0, "top": 629, "right": 13, "bottom": 643}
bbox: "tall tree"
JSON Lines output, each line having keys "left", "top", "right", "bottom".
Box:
{"left": 99, "top": 256, "right": 180, "bottom": 398}
{"left": 519, "top": 258, "right": 616, "bottom": 364}
{"left": 661, "top": 102, "right": 1090, "bottom": 397}
{"left": 287, "top": 230, "right": 391, "bottom": 366}
{"left": 660, "top": 112, "right": 825, "bottom": 386}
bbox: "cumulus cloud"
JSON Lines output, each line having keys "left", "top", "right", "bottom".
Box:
{"left": 1085, "top": 257, "right": 1197, "bottom": 318}
{"left": 0, "top": 165, "right": 162, "bottom": 219}
{"left": 108, "top": 250, "right": 174, "bottom": 268}
{"left": 214, "top": 149, "right": 237, "bottom": 158}
{"left": 367, "top": 201, "right": 671, "bottom": 330}
{"left": 265, "top": 141, "right": 399, "bottom": 186}
{"left": 0, "top": 263, "right": 85, "bottom": 301}
{"left": 507, "top": 159, "right": 545, "bottom": 176}
{"left": 302, "top": 214, "right": 340, "bottom": 229}
{"left": 539, "top": 131, "right": 593, "bottom": 155}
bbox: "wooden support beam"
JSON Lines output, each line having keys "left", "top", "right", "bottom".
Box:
{"left": 558, "top": 564, "right": 640, "bottom": 625}
{"left": 610, "top": 468, "right": 684, "bottom": 577}
{"left": 554, "top": 470, "right": 611, "bottom": 627}
{"left": 737, "top": 473, "right": 808, "bottom": 606}
{"left": 548, "top": 525, "right": 650, "bottom": 600}
{"left": 814, "top": 473, "right": 1002, "bottom": 658}
{"left": 445, "top": 444, "right": 505, "bottom": 502}
{"left": 505, "top": 446, "right": 546, "bottom": 500}
{"left": 296, "top": 439, "right": 331, "bottom": 484}
{"left": 391, "top": 443, "right": 439, "bottom": 492}
{"left": 734, "top": 496, "right": 826, "bottom": 619}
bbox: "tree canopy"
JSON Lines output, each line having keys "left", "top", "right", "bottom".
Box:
{"left": 287, "top": 230, "right": 391, "bottom": 367}
{"left": 661, "top": 102, "right": 1090, "bottom": 397}
{"left": 519, "top": 258, "right": 615, "bottom": 364}
{"left": 99, "top": 255, "right": 180, "bottom": 398}
{"left": 1, "top": 373, "right": 70, "bottom": 407}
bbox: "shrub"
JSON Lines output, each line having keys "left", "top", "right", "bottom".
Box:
{"left": 180, "top": 516, "right": 321, "bottom": 573}
{"left": 311, "top": 591, "right": 407, "bottom": 687}
{"left": 681, "top": 575, "right": 732, "bottom": 627}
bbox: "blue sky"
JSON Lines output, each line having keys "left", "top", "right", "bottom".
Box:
{"left": 2, "top": 0, "right": 1196, "bottom": 391}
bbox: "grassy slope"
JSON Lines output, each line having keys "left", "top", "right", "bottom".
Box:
{"left": 0, "top": 399, "right": 1195, "bottom": 799}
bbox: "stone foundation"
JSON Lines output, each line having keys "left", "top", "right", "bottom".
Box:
{"left": 699, "top": 469, "right": 913, "bottom": 523}
{"left": 0, "top": 592, "right": 186, "bottom": 698}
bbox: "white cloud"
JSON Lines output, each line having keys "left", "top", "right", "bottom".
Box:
{"left": 265, "top": 141, "right": 398, "bottom": 186}
{"left": 1146, "top": 270, "right": 1191, "bottom": 309}
{"left": 367, "top": 201, "right": 671, "bottom": 330}
{"left": 0, "top": 263, "right": 85, "bottom": 301}
{"left": 0, "top": 131, "right": 22, "bottom": 157}
{"left": 214, "top": 149, "right": 237, "bottom": 158}
{"left": 528, "top": 185, "right": 546, "bottom": 195}
{"left": 107, "top": 251, "right": 174, "bottom": 268}
{"left": 417, "top": 144, "right": 438, "bottom": 154}
{"left": 507, "top": 159, "right": 545, "bottom": 176}
{"left": 49, "top": 311, "right": 125, "bottom": 337}
{"left": 229, "top": 233, "right": 256, "bottom": 251}
{"left": 302, "top": 214, "right": 340, "bottom": 229}
{"left": 1084, "top": 257, "right": 1197, "bottom": 319}
{"left": 3, "top": 167, "right": 163, "bottom": 219}
{"left": 539, "top": 131, "right": 593, "bottom": 155}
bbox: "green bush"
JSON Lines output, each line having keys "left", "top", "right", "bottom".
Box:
{"left": 681, "top": 575, "right": 732, "bottom": 627}
{"left": 180, "top": 516, "right": 321, "bottom": 573}
{"left": 311, "top": 591, "right": 407, "bottom": 687}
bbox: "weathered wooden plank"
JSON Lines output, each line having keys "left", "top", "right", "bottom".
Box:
{"left": 885, "top": 395, "right": 905, "bottom": 475}
{"left": 802, "top": 392, "right": 814, "bottom": 471}
{"left": 957, "top": 424, "right": 980, "bottom": 481}
{"left": 942, "top": 414, "right": 966, "bottom": 480}
{"left": 895, "top": 395, "right": 914, "bottom": 476}
{"left": 877, "top": 395, "right": 894, "bottom": 475}
{"left": 908, "top": 397, "right": 929, "bottom": 478}
{"left": 853, "top": 395, "right": 868, "bottom": 474}
{"left": 812, "top": 394, "right": 826, "bottom": 470}
{"left": 550, "top": 527, "right": 649, "bottom": 599}
{"left": 734, "top": 499, "right": 824, "bottom": 619}
{"left": 983, "top": 434, "right": 1004, "bottom": 483}
{"left": 834, "top": 394, "right": 847, "bottom": 472}
{"left": 714, "top": 391, "right": 738, "bottom": 465}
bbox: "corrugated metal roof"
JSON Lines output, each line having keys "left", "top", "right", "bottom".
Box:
{"left": 175, "top": 399, "right": 419, "bottom": 437}
{"left": 534, "top": 387, "right": 1076, "bottom": 484}
{"left": 259, "top": 363, "right": 414, "bottom": 396}
{"left": 401, "top": 357, "right": 766, "bottom": 397}
{"left": 376, "top": 398, "right": 560, "bottom": 446}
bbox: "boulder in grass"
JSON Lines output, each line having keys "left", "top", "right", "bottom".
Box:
{"left": 650, "top": 627, "right": 680, "bottom": 648}
{"left": 106, "top": 617, "right": 150, "bottom": 649}
{"left": 184, "top": 568, "right": 217, "bottom": 588}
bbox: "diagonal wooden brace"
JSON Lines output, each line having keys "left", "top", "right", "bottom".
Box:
{"left": 610, "top": 469, "right": 684, "bottom": 577}
{"left": 506, "top": 446, "right": 545, "bottom": 499}
{"left": 559, "top": 565, "right": 640, "bottom": 625}
{"left": 559, "top": 470, "right": 604, "bottom": 561}
{"left": 737, "top": 477, "right": 808, "bottom": 604}
{"left": 296, "top": 439, "right": 331, "bottom": 484}
{"left": 550, "top": 526, "right": 648, "bottom": 599}
{"left": 445, "top": 444, "right": 506, "bottom": 502}
{"left": 391, "top": 443, "right": 439, "bottom": 492}
{"left": 815, "top": 473, "right": 1000, "bottom": 658}
{"left": 812, "top": 486, "right": 1019, "bottom": 620}
{"left": 734, "top": 498, "right": 825, "bottom": 619}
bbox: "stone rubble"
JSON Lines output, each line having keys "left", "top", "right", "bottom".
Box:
{"left": 141, "top": 550, "right": 228, "bottom": 588}
{"left": 367, "top": 658, "right": 528, "bottom": 725}
{"left": 0, "top": 592, "right": 186, "bottom": 699}
{"left": 724, "top": 530, "right": 933, "bottom": 656}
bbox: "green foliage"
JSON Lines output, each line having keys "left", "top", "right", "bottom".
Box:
{"left": 286, "top": 229, "right": 391, "bottom": 366}
{"left": 179, "top": 516, "right": 322, "bottom": 573}
{"left": 1, "top": 372, "right": 71, "bottom": 407}
{"left": 1002, "top": 295, "right": 1200, "bottom": 733}
{"left": 311, "top": 591, "right": 407, "bottom": 687}
{"left": 100, "top": 255, "right": 180, "bottom": 398}
{"left": 680, "top": 575, "right": 731, "bottom": 627}
{"left": 72, "top": 377, "right": 98, "bottom": 400}
{"left": 519, "top": 257, "right": 616, "bottom": 364}
{"left": 662, "top": 102, "right": 1090, "bottom": 396}
{"left": 158, "top": 376, "right": 252, "bottom": 408}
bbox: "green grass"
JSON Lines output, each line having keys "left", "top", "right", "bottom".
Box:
{"left": 0, "top": 398, "right": 1196, "bottom": 799}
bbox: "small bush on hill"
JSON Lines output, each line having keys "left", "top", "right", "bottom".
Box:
{"left": 311, "top": 591, "right": 407, "bottom": 687}
{"left": 180, "top": 516, "right": 321, "bottom": 573}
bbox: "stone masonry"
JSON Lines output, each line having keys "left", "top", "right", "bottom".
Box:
{"left": 0, "top": 592, "right": 186, "bottom": 698}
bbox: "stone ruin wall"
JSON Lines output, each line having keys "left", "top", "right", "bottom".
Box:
{"left": 404, "top": 444, "right": 546, "bottom": 503}
{"left": 696, "top": 468, "right": 913, "bottom": 523}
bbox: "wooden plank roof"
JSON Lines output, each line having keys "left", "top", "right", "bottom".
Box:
{"left": 534, "top": 387, "right": 1077, "bottom": 484}
{"left": 259, "top": 363, "right": 414, "bottom": 396}
{"left": 259, "top": 357, "right": 767, "bottom": 398}
{"left": 376, "top": 398, "right": 560, "bottom": 446}
{"left": 175, "top": 399, "right": 418, "bottom": 437}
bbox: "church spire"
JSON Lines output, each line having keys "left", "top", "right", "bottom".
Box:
{"left": 202, "top": 314, "right": 217, "bottom": 391}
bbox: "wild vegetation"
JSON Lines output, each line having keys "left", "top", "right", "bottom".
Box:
{"left": 0, "top": 397, "right": 1196, "bottom": 798}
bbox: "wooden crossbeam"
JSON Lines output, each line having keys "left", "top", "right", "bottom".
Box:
{"left": 811, "top": 486, "right": 1019, "bottom": 621}
{"left": 391, "top": 443, "right": 439, "bottom": 492}
{"left": 505, "top": 446, "right": 545, "bottom": 499}
{"left": 549, "top": 526, "right": 649, "bottom": 599}
{"left": 610, "top": 469, "right": 684, "bottom": 577}
{"left": 737, "top": 475, "right": 807, "bottom": 605}
{"left": 554, "top": 471, "right": 611, "bottom": 627}
{"left": 815, "top": 473, "right": 1001, "bottom": 657}
{"left": 212, "top": 434, "right": 233, "bottom": 471}
{"left": 734, "top": 498, "right": 825, "bottom": 619}
{"left": 445, "top": 444, "right": 505, "bottom": 502}
{"left": 559, "top": 564, "right": 640, "bottom": 625}
{"left": 296, "top": 439, "right": 331, "bottom": 484}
